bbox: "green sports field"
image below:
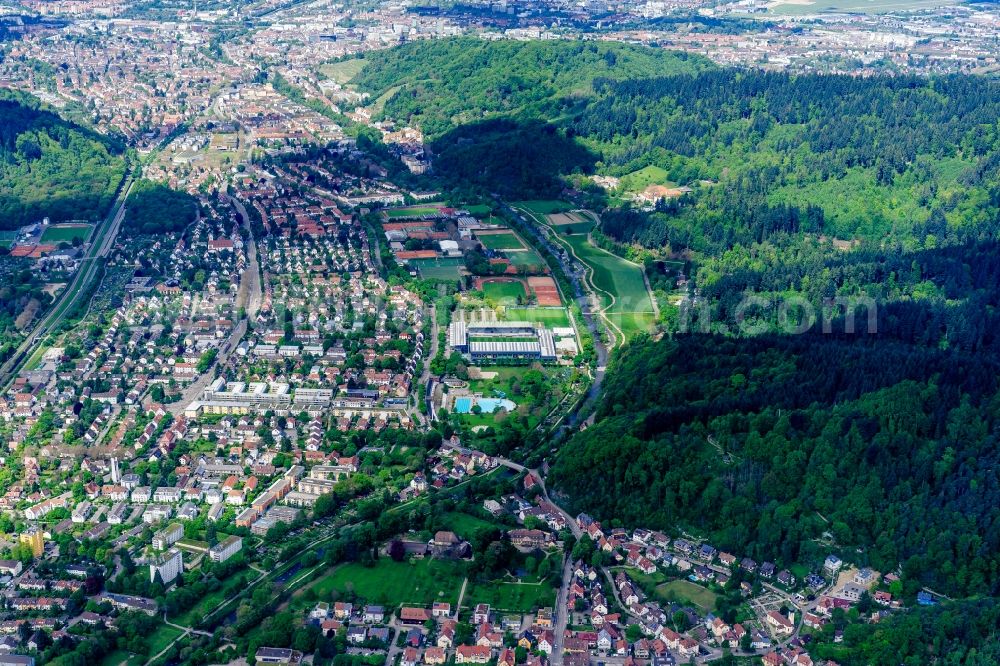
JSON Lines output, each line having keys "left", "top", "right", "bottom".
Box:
{"left": 41, "top": 224, "right": 92, "bottom": 244}
{"left": 503, "top": 307, "right": 571, "bottom": 328}
{"left": 482, "top": 280, "right": 526, "bottom": 303}
{"left": 385, "top": 205, "right": 445, "bottom": 219}
{"left": 477, "top": 232, "right": 525, "bottom": 250}
{"left": 504, "top": 248, "right": 545, "bottom": 268}
{"left": 463, "top": 204, "right": 493, "bottom": 217}
{"left": 412, "top": 256, "right": 464, "bottom": 280}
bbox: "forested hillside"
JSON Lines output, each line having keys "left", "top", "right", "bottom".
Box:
{"left": 353, "top": 43, "right": 1000, "bottom": 247}
{"left": 0, "top": 90, "right": 127, "bottom": 229}
{"left": 351, "top": 37, "right": 712, "bottom": 138}
{"left": 549, "top": 241, "right": 1000, "bottom": 602}
{"left": 360, "top": 38, "right": 1000, "bottom": 650}
{"left": 579, "top": 71, "right": 1000, "bottom": 250}
{"left": 349, "top": 38, "right": 711, "bottom": 197}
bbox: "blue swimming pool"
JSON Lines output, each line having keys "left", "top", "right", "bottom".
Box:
{"left": 475, "top": 398, "right": 517, "bottom": 413}
{"left": 453, "top": 397, "right": 516, "bottom": 414}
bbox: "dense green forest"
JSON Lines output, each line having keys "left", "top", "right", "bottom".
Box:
{"left": 352, "top": 38, "right": 712, "bottom": 138}
{"left": 814, "top": 597, "right": 1000, "bottom": 665}
{"left": 579, "top": 72, "right": 1000, "bottom": 251}
{"left": 0, "top": 262, "right": 53, "bottom": 350}
{"left": 122, "top": 179, "right": 199, "bottom": 236}
{"left": 0, "top": 90, "right": 126, "bottom": 230}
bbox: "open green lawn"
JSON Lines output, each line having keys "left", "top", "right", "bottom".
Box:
{"left": 305, "top": 558, "right": 464, "bottom": 607}
{"left": 478, "top": 232, "right": 525, "bottom": 250}
{"left": 320, "top": 58, "right": 366, "bottom": 83}
{"left": 386, "top": 205, "right": 445, "bottom": 219}
{"left": 459, "top": 412, "right": 500, "bottom": 428}
{"left": 41, "top": 224, "right": 92, "bottom": 244}
{"left": 142, "top": 624, "right": 184, "bottom": 657}
{"left": 656, "top": 579, "right": 719, "bottom": 612}
{"left": 513, "top": 200, "right": 572, "bottom": 215}
{"left": 465, "top": 578, "right": 556, "bottom": 613}
{"left": 562, "top": 232, "right": 654, "bottom": 336}
{"left": 442, "top": 511, "right": 500, "bottom": 538}
{"left": 503, "top": 307, "right": 571, "bottom": 328}
{"left": 482, "top": 280, "right": 526, "bottom": 303}
{"left": 618, "top": 165, "right": 673, "bottom": 192}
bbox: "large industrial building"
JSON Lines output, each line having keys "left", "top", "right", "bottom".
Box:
{"left": 448, "top": 320, "right": 557, "bottom": 362}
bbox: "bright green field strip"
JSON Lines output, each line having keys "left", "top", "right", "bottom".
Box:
{"left": 420, "top": 266, "right": 463, "bottom": 280}
{"left": 482, "top": 281, "right": 526, "bottom": 302}
{"left": 305, "top": 558, "right": 463, "bottom": 607}
{"left": 655, "top": 579, "right": 719, "bottom": 612}
{"left": 512, "top": 200, "right": 572, "bottom": 215}
{"left": 563, "top": 234, "right": 653, "bottom": 313}
{"left": 41, "top": 224, "right": 92, "bottom": 243}
{"left": 504, "top": 248, "right": 544, "bottom": 267}
{"left": 478, "top": 232, "right": 525, "bottom": 250}
{"left": 386, "top": 205, "right": 445, "bottom": 219}
{"left": 465, "top": 579, "right": 556, "bottom": 613}
{"left": 551, "top": 219, "right": 595, "bottom": 234}
{"left": 503, "top": 307, "right": 571, "bottom": 327}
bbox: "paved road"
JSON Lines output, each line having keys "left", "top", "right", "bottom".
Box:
{"left": 168, "top": 198, "right": 261, "bottom": 417}
{"left": 0, "top": 176, "right": 135, "bottom": 390}
{"left": 229, "top": 195, "right": 264, "bottom": 319}
{"left": 419, "top": 304, "right": 439, "bottom": 423}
